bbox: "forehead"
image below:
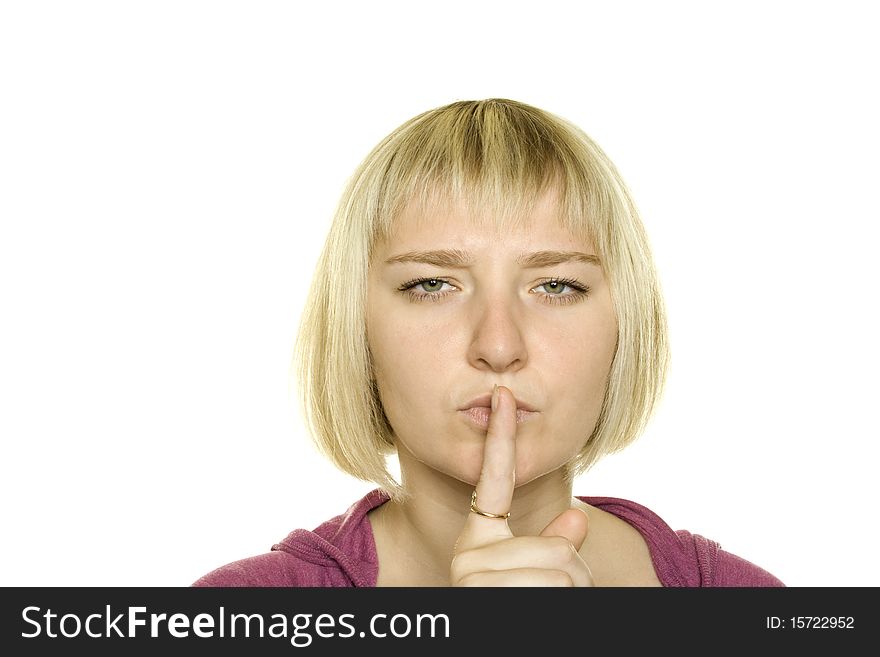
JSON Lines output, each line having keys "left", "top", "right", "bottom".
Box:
{"left": 379, "top": 188, "right": 589, "bottom": 251}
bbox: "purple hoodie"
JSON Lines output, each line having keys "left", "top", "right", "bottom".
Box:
{"left": 192, "top": 489, "right": 784, "bottom": 587}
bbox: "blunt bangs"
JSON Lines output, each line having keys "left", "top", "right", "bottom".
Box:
{"left": 366, "top": 99, "right": 618, "bottom": 252}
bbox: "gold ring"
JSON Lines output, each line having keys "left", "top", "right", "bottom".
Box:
{"left": 470, "top": 490, "right": 510, "bottom": 519}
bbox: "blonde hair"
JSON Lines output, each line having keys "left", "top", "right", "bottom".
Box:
{"left": 292, "top": 99, "right": 670, "bottom": 501}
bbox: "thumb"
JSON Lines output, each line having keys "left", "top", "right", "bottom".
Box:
{"left": 539, "top": 507, "right": 589, "bottom": 551}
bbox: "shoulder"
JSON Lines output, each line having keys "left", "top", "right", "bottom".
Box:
{"left": 699, "top": 536, "right": 786, "bottom": 587}
{"left": 191, "top": 550, "right": 314, "bottom": 587}
{"left": 579, "top": 496, "right": 784, "bottom": 587}
{"left": 191, "top": 489, "right": 389, "bottom": 587}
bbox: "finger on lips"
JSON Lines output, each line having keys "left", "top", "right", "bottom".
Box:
{"left": 452, "top": 385, "right": 595, "bottom": 586}
{"left": 464, "top": 384, "right": 517, "bottom": 543}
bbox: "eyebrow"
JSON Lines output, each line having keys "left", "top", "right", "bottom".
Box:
{"left": 384, "top": 249, "right": 602, "bottom": 268}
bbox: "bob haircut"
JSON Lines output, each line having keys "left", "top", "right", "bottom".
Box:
{"left": 293, "top": 98, "right": 670, "bottom": 501}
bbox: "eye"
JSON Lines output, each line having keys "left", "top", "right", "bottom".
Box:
{"left": 398, "top": 276, "right": 591, "bottom": 306}
{"left": 539, "top": 280, "right": 570, "bottom": 295}
{"left": 398, "top": 277, "right": 456, "bottom": 302}
{"left": 532, "top": 278, "right": 591, "bottom": 306}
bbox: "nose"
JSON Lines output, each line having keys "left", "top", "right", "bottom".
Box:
{"left": 467, "top": 290, "right": 528, "bottom": 373}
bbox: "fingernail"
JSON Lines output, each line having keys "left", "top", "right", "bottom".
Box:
{"left": 491, "top": 384, "right": 499, "bottom": 412}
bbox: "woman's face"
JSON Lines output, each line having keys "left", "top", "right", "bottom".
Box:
{"left": 366, "top": 190, "right": 619, "bottom": 487}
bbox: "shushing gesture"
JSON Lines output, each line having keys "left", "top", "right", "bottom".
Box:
{"left": 451, "top": 385, "right": 595, "bottom": 586}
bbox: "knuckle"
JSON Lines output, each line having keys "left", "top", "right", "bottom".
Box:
{"left": 549, "top": 536, "right": 576, "bottom": 562}
{"left": 550, "top": 570, "right": 574, "bottom": 587}
{"left": 449, "top": 552, "right": 473, "bottom": 581}
{"left": 449, "top": 554, "right": 464, "bottom": 581}
{"left": 457, "top": 572, "right": 483, "bottom": 587}
{"left": 478, "top": 471, "right": 515, "bottom": 494}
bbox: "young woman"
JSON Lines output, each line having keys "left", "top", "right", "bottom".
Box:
{"left": 193, "top": 98, "right": 783, "bottom": 587}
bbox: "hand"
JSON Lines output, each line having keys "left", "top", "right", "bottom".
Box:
{"left": 450, "top": 385, "right": 595, "bottom": 586}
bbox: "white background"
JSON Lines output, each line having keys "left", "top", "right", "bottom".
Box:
{"left": 2, "top": 1, "right": 877, "bottom": 587}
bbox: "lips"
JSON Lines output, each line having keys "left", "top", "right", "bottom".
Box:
{"left": 458, "top": 393, "right": 538, "bottom": 413}
{"left": 459, "top": 406, "right": 539, "bottom": 429}
{"left": 457, "top": 391, "right": 540, "bottom": 431}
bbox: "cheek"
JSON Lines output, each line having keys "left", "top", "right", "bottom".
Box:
{"left": 545, "top": 319, "right": 617, "bottom": 389}
{"left": 368, "top": 315, "right": 455, "bottom": 451}
{"left": 526, "top": 321, "right": 616, "bottom": 458}
{"left": 370, "top": 320, "right": 448, "bottom": 391}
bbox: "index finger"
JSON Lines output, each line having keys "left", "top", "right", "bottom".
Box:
{"left": 466, "top": 384, "right": 517, "bottom": 537}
